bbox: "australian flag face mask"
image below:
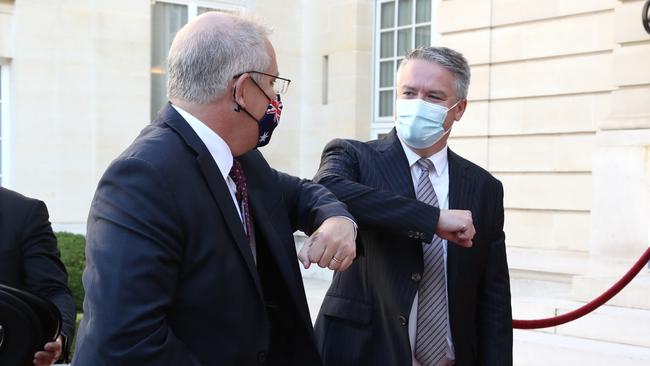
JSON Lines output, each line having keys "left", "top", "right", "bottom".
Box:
{"left": 235, "top": 82, "right": 283, "bottom": 148}
{"left": 256, "top": 94, "right": 282, "bottom": 147}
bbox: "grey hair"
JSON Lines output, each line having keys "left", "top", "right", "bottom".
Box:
{"left": 398, "top": 46, "right": 471, "bottom": 100}
{"left": 167, "top": 14, "right": 271, "bottom": 103}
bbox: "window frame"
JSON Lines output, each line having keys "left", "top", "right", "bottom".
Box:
{"left": 153, "top": 0, "right": 246, "bottom": 17}
{"left": 150, "top": 0, "right": 247, "bottom": 119}
{"left": 371, "top": 0, "right": 437, "bottom": 139}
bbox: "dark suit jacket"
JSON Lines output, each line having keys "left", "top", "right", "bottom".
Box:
{"left": 313, "top": 130, "right": 512, "bottom": 366}
{"left": 0, "top": 187, "right": 76, "bottom": 357}
{"left": 73, "top": 103, "right": 351, "bottom": 366}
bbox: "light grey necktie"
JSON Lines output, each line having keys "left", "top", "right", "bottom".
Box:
{"left": 414, "top": 158, "right": 448, "bottom": 366}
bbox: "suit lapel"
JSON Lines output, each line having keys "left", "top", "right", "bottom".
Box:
{"left": 158, "top": 103, "right": 263, "bottom": 298}
{"left": 446, "top": 148, "right": 471, "bottom": 304}
{"left": 376, "top": 129, "right": 416, "bottom": 199}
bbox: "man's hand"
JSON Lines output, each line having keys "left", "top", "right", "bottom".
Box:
{"left": 298, "top": 217, "right": 356, "bottom": 272}
{"left": 436, "top": 209, "right": 475, "bottom": 248}
{"left": 33, "top": 336, "right": 62, "bottom": 366}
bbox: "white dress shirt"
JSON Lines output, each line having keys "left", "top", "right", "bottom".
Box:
{"left": 398, "top": 137, "right": 455, "bottom": 366}
{"left": 171, "top": 105, "right": 244, "bottom": 223}
{"left": 173, "top": 105, "right": 259, "bottom": 262}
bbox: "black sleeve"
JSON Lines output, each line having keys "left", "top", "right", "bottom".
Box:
{"left": 272, "top": 168, "right": 354, "bottom": 236}
{"left": 314, "top": 138, "right": 440, "bottom": 243}
{"left": 477, "top": 179, "right": 513, "bottom": 365}
{"left": 21, "top": 200, "right": 76, "bottom": 357}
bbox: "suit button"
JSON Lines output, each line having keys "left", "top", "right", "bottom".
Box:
{"left": 399, "top": 314, "right": 408, "bottom": 326}
{"left": 257, "top": 351, "right": 267, "bottom": 364}
{"left": 411, "top": 272, "right": 422, "bottom": 282}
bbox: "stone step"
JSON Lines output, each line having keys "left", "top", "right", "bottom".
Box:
{"left": 572, "top": 271, "right": 650, "bottom": 310}
{"left": 513, "top": 297, "right": 650, "bottom": 348}
{"left": 510, "top": 275, "right": 572, "bottom": 299}
{"left": 514, "top": 329, "right": 650, "bottom": 366}
{"left": 507, "top": 247, "right": 590, "bottom": 279}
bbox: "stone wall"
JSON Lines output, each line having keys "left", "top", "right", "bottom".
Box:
{"left": 438, "top": 0, "right": 650, "bottom": 258}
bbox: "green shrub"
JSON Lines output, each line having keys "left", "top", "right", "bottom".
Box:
{"left": 56, "top": 232, "right": 86, "bottom": 312}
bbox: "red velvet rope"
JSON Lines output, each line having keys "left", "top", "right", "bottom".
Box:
{"left": 512, "top": 246, "right": 650, "bottom": 329}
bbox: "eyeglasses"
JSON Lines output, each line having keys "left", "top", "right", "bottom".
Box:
{"left": 237, "top": 71, "right": 292, "bottom": 95}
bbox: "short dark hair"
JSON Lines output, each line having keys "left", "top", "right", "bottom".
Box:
{"left": 399, "top": 46, "right": 471, "bottom": 100}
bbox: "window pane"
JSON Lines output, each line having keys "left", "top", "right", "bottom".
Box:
{"left": 396, "top": 58, "right": 403, "bottom": 73}
{"left": 379, "top": 90, "right": 394, "bottom": 117}
{"left": 380, "top": 1, "right": 395, "bottom": 29}
{"left": 398, "top": 0, "right": 412, "bottom": 26}
{"left": 415, "top": 26, "right": 430, "bottom": 48}
{"left": 397, "top": 29, "right": 411, "bottom": 57}
{"left": 151, "top": 2, "right": 187, "bottom": 119}
{"left": 151, "top": 73, "right": 168, "bottom": 119}
{"left": 380, "top": 31, "right": 394, "bottom": 58}
{"left": 379, "top": 61, "right": 394, "bottom": 87}
{"left": 415, "top": 0, "right": 431, "bottom": 23}
{"left": 151, "top": 3, "right": 187, "bottom": 71}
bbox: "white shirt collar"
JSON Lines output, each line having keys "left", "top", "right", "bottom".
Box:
{"left": 397, "top": 136, "right": 448, "bottom": 177}
{"left": 171, "top": 104, "right": 233, "bottom": 182}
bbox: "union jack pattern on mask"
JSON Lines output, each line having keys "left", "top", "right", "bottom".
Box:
{"left": 257, "top": 94, "right": 282, "bottom": 147}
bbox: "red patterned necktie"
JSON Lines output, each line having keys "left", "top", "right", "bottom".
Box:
{"left": 229, "top": 158, "right": 254, "bottom": 244}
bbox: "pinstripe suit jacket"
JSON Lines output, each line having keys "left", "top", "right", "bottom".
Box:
{"left": 313, "top": 129, "right": 512, "bottom": 366}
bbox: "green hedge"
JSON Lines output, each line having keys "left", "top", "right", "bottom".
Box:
{"left": 56, "top": 232, "right": 86, "bottom": 312}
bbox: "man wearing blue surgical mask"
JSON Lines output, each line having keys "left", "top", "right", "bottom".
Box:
{"left": 313, "top": 47, "right": 512, "bottom": 366}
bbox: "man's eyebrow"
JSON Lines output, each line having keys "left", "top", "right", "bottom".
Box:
{"left": 399, "top": 85, "right": 448, "bottom": 97}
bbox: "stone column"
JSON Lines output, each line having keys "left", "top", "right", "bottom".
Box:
{"left": 590, "top": 0, "right": 650, "bottom": 261}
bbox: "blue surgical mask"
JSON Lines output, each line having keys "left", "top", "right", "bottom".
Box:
{"left": 395, "top": 98, "right": 460, "bottom": 149}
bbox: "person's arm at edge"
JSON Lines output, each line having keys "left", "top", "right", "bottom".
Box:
{"left": 21, "top": 199, "right": 76, "bottom": 363}
{"left": 477, "top": 179, "right": 513, "bottom": 365}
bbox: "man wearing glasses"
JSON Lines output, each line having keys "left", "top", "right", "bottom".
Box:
{"left": 73, "top": 12, "right": 356, "bottom": 366}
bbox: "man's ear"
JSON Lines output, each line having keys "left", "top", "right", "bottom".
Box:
{"left": 233, "top": 73, "right": 250, "bottom": 110}
{"left": 454, "top": 99, "right": 468, "bottom": 121}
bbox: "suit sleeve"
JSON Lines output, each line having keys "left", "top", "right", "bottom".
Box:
{"left": 271, "top": 168, "right": 354, "bottom": 236}
{"left": 79, "top": 157, "right": 204, "bottom": 366}
{"left": 21, "top": 200, "right": 76, "bottom": 354}
{"left": 314, "top": 138, "right": 440, "bottom": 243}
{"left": 478, "top": 179, "right": 513, "bottom": 365}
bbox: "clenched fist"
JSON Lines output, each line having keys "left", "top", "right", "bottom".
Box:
{"left": 436, "top": 209, "right": 475, "bottom": 248}
{"left": 298, "top": 217, "right": 357, "bottom": 272}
